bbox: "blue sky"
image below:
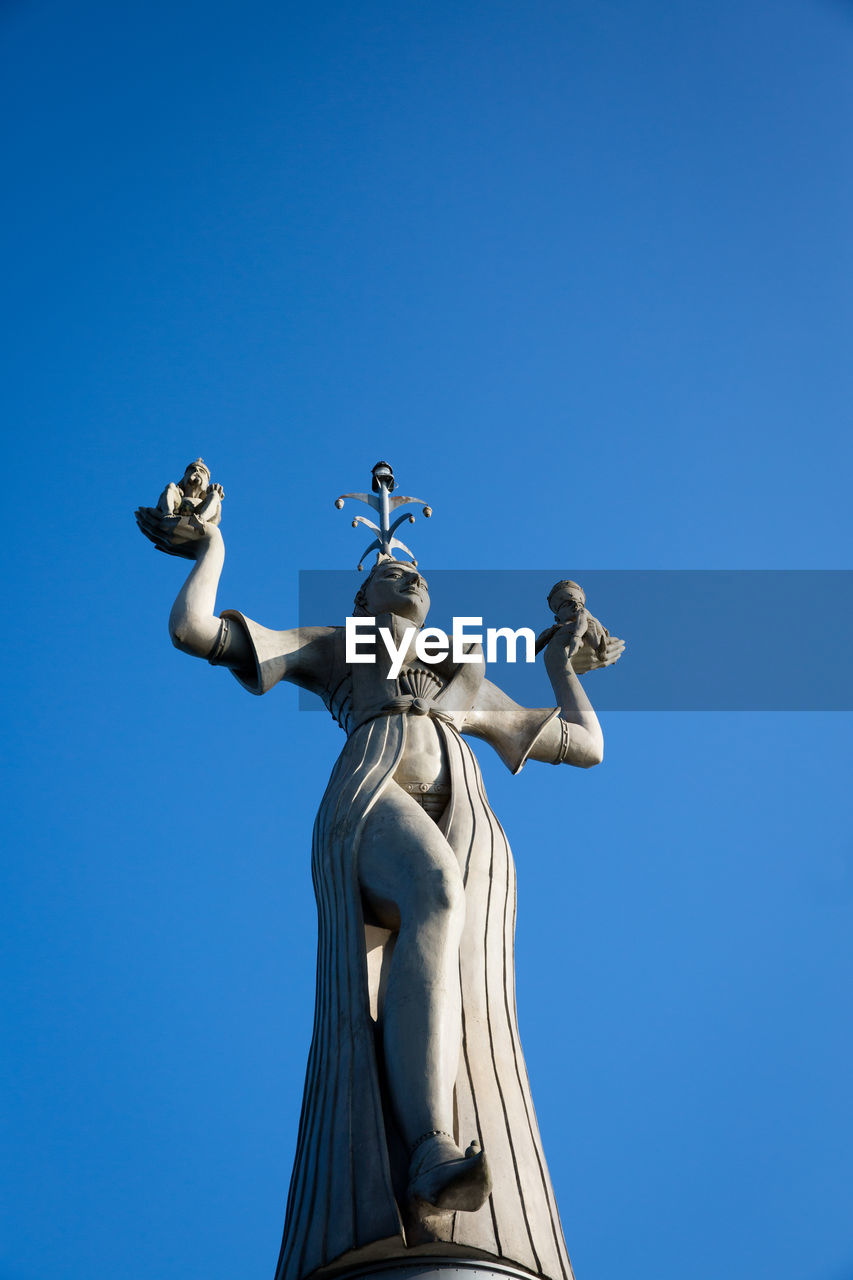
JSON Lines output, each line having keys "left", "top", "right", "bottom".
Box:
{"left": 3, "top": 2, "right": 852, "bottom": 1279}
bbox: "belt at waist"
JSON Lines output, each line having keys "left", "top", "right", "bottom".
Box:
{"left": 353, "top": 695, "right": 455, "bottom": 733}
{"left": 398, "top": 780, "right": 450, "bottom": 796}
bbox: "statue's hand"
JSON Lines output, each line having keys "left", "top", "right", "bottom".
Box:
{"left": 552, "top": 619, "right": 585, "bottom": 660}
{"left": 535, "top": 617, "right": 589, "bottom": 658}
{"left": 534, "top": 622, "right": 559, "bottom": 655}
{"left": 582, "top": 612, "right": 603, "bottom": 646}
{"left": 540, "top": 619, "right": 625, "bottom": 672}
{"left": 570, "top": 632, "right": 625, "bottom": 674}
{"left": 135, "top": 504, "right": 223, "bottom": 560}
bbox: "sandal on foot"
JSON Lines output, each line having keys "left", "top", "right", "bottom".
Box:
{"left": 408, "top": 1138, "right": 492, "bottom": 1212}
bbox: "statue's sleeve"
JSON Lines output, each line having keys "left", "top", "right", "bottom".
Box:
{"left": 461, "top": 678, "right": 560, "bottom": 774}
{"left": 217, "top": 611, "right": 340, "bottom": 697}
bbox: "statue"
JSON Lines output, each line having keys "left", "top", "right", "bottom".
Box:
{"left": 534, "top": 580, "right": 622, "bottom": 669}
{"left": 137, "top": 460, "right": 624, "bottom": 1280}
{"left": 135, "top": 458, "right": 225, "bottom": 558}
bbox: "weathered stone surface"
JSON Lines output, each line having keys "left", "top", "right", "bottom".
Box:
{"left": 138, "top": 462, "right": 625, "bottom": 1280}
{"left": 135, "top": 458, "right": 225, "bottom": 559}
{"left": 320, "top": 1258, "right": 554, "bottom": 1280}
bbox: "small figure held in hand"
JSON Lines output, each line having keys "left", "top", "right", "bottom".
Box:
{"left": 536, "top": 579, "right": 625, "bottom": 672}
{"left": 135, "top": 458, "right": 225, "bottom": 558}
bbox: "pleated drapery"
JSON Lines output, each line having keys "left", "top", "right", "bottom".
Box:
{"left": 275, "top": 713, "right": 573, "bottom": 1280}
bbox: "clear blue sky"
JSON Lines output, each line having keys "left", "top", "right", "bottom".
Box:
{"left": 3, "top": 3, "right": 852, "bottom": 1279}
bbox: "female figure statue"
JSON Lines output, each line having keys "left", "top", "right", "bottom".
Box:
{"left": 140, "top": 463, "right": 623, "bottom": 1280}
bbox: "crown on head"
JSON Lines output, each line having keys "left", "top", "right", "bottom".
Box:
{"left": 335, "top": 461, "right": 432, "bottom": 571}
{"left": 548, "top": 579, "right": 585, "bottom": 607}
{"left": 183, "top": 458, "right": 210, "bottom": 480}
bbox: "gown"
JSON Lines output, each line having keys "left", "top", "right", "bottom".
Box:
{"left": 220, "top": 611, "right": 575, "bottom": 1280}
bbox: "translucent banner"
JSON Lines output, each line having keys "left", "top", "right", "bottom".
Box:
{"left": 296, "top": 570, "right": 853, "bottom": 711}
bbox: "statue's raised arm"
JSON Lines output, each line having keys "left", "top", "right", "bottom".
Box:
{"left": 462, "top": 579, "right": 624, "bottom": 772}
{"left": 135, "top": 459, "right": 334, "bottom": 694}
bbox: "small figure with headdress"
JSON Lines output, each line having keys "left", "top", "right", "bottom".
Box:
{"left": 135, "top": 458, "right": 225, "bottom": 558}
{"left": 535, "top": 578, "right": 625, "bottom": 672}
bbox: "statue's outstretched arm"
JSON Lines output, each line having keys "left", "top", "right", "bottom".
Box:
{"left": 168, "top": 525, "right": 241, "bottom": 660}
{"left": 462, "top": 633, "right": 602, "bottom": 773}
{"left": 167, "top": 524, "right": 334, "bottom": 694}
{"left": 530, "top": 626, "right": 604, "bottom": 768}
{"left": 464, "top": 625, "right": 604, "bottom": 772}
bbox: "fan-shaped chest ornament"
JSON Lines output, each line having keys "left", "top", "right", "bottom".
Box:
{"left": 397, "top": 666, "right": 443, "bottom": 700}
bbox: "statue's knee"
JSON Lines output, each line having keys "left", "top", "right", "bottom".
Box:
{"left": 417, "top": 863, "right": 464, "bottom": 923}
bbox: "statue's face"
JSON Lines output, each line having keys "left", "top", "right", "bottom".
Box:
{"left": 552, "top": 587, "right": 585, "bottom": 622}
{"left": 183, "top": 463, "right": 209, "bottom": 496}
{"left": 364, "top": 561, "right": 430, "bottom": 625}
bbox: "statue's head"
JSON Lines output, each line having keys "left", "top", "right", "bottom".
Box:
{"left": 354, "top": 558, "right": 430, "bottom": 626}
{"left": 181, "top": 458, "right": 210, "bottom": 497}
{"left": 547, "top": 579, "right": 586, "bottom": 623}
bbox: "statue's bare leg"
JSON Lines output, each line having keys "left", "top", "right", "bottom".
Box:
{"left": 358, "top": 784, "right": 491, "bottom": 1211}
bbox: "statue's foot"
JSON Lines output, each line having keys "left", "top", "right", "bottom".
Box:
{"left": 408, "top": 1136, "right": 492, "bottom": 1212}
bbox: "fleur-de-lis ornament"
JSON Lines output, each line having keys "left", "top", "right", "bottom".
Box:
{"left": 335, "top": 461, "right": 432, "bottom": 570}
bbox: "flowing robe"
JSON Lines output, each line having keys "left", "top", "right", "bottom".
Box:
{"left": 222, "top": 615, "right": 575, "bottom": 1280}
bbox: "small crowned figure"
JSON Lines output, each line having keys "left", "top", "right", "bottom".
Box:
{"left": 135, "top": 458, "right": 225, "bottom": 558}
{"left": 536, "top": 578, "right": 625, "bottom": 672}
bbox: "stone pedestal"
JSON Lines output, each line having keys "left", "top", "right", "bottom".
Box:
{"left": 324, "top": 1260, "right": 543, "bottom": 1280}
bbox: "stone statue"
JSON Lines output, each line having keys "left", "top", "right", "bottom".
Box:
{"left": 534, "top": 580, "right": 623, "bottom": 670}
{"left": 135, "top": 458, "right": 225, "bottom": 558}
{"left": 137, "top": 461, "right": 624, "bottom": 1280}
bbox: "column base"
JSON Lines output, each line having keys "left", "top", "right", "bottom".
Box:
{"left": 311, "top": 1257, "right": 545, "bottom": 1280}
